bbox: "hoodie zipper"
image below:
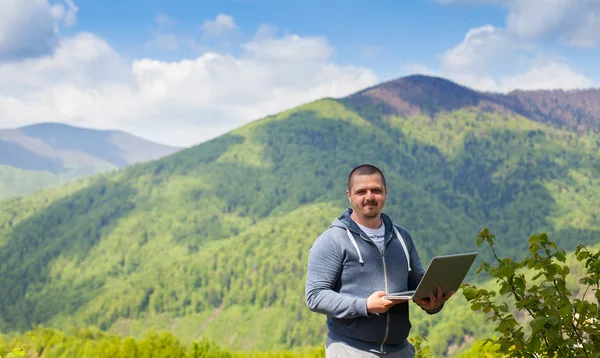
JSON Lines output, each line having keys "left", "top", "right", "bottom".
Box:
{"left": 380, "top": 248, "right": 389, "bottom": 353}
{"left": 360, "top": 232, "right": 391, "bottom": 354}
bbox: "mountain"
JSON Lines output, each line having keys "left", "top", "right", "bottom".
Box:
{"left": 0, "top": 122, "right": 182, "bottom": 198}
{"left": 343, "top": 74, "right": 600, "bottom": 132}
{"left": 0, "top": 75, "right": 599, "bottom": 356}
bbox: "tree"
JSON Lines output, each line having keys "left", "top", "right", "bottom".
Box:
{"left": 460, "top": 228, "right": 600, "bottom": 357}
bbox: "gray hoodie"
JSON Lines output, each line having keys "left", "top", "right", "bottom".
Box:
{"left": 305, "top": 208, "right": 442, "bottom": 354}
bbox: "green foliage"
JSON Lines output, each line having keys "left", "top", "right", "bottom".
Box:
{"left": 0, "top": 348, "right": 26, "bottom": 358}
{"left": 455, "top": 341, "right": 504, "bottom": 357}
{"left": 0, "top": 98, "right": 599, "bottom": 355}
{"left": 410, "top": 333, "right": 432, "bottom": 358}
{"left": 462, "top": 228, "right": 600, "bottom": 357}
{"left": 0, "top": 326, "right": 325, "bottom": 358}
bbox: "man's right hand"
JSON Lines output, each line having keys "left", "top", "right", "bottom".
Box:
{"left": 366, "top": 291, "right": 405, "bottom": 314}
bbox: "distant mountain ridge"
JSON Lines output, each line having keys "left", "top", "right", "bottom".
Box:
{"left": 345, "top": 75, "right": 600, "bottom": 133}
{"left": 0, "top": 122, "right": 182, "bottom": 198}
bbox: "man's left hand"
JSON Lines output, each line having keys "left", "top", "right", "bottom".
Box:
{"left": 414, "top": 287, "right": 454, "bottom": 311}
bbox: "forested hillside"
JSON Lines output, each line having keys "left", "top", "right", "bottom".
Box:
{"left": 0, "top": 75, "right": 598, "bottom": 356}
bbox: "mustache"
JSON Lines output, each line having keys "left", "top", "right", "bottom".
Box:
{"left": 363, "top": 200, "right": 378, "bottom": 206}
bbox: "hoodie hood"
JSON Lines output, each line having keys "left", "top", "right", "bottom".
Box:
{"left": 330, "top": 208, "right": 411, "bottom": 271}
{"left": 330, "top": 208, "right": 394, "bottom": 236}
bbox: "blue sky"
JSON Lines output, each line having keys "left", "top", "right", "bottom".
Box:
{"left": 1, "top": 0, "right": 599, "bottom": 146}
{"left": 71, "top": 1, "right": 499, "bottom": 75}
{"left": 67, "top": 0, "right": 505, "bottom": 79}
{"left": 66, "top": 0, "right": 599, "bottom": 83}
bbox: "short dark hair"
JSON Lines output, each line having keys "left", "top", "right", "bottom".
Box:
{"left": 347, "top": 164, "right": 386, "bottom": 191}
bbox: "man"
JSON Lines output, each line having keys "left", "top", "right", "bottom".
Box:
{"left": 305, "top": 164, "right": 453, "bottom": 357}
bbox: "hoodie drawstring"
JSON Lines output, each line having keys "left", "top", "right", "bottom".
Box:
{"left": 345, "top": 229, "right": 364, "bottom": 264}
{"left": 345, "top": 225, "right": 411, "bottom": 271}
{"left": 393, "top": 226, "right": 411, "bottom": 272}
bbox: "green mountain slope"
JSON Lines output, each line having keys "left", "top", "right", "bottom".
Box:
{"left": 0, "top": 122, "right": 182, "bottom": 199}
{"left": 0, "top": 75, "right": 599, "bottom": 355}
{"left": 0, "top": 239, "right": 595, "bottom": 358}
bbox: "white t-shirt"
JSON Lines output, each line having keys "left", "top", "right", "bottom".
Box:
{"left": 355, "top": 220, "right": 386, "bottom": 253}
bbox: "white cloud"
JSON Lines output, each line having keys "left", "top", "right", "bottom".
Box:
{"left": 60, "top": 0, "right": 78, "bottom": 27}
{"left": 440, "top": 25, "right": 517, "bottom": 74}
{"left": 0, "top": 0, "right": 78, "bottom": 61}
{"left": 144, "top": 12, "right": 204, "bottom": 53}
{"left": 0, "top": 28, "right": 377, "bottom": 147}
{"left": 440, "top": 0, "right": 600, "bottom": 47}
{"left": 143, "top": 33, "right": 202, "bottom": 52}
{"left": 501, "top": 61, "right": 594, "bottom": 91}
{"left": 407, "top": 0, "right": 597, "bottom": 92}
{"left": 0, "top": 33, "right": 133, "bottom": 94}
{"left": 202, "top": 14, "right": 237, "bottom": 36}
{"left": 505, "top": 0, "right": 600, "bottom": 47}
{"left": 406, "top": 24, "right": 525, "bottom": 92}
{"left": 405, "top": 52, "right": 593, "bottom": 94}
{"left": 242, "top": 33, "right": 334, "bottom": 62}
{"left": 144, "top": 33, "right": 181, "bottom": 51}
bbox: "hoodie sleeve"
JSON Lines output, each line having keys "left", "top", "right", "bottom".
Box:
{"left": 305, "top": 232, "right": 369, "bottom": 319}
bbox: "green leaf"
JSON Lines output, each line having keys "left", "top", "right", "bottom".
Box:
{"left": 498, "top": 264, "right": 514, "bottom": 278}
{"left": 497, "top": 320, "right": 512, "bottom": 334}
{"left": 577, "top": 251, "right": 590, "bottom": 261}
{"left": 529, "top": 235, "right": 540, "bottom": 245}
{"left": 574, "top": 301, "right": 588, "bottom": 314}
{"left": 471, "top": 302, "right": 482, "bottom": 311}
{"left": 463, "top": 286, "right": 478, "bottom": 300}
{"left": 526, "top": 338, "right": 541, "bottom": 352}
{"left": 514, "top": 276, "right": 526, "bottom": 291}
{"left": 559, "top": 303, "right": 571, "bottom": 316}
{"left": 546, "top": 316, "right": 559, "bottom": 326}
{"left": 476, "top": 236, "right": 485, "bottom": 247}
{"left": 595, "top": 290, "right": 600, "bottom": 302}
{"left": 530, "top": 316, "right": 546, "bottom": 331}
{"left": 555, "top": 250, "right": 566, "bottom": 262}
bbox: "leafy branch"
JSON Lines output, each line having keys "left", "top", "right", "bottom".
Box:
{"left": 462, "top": 228, "right": 600, "bottom": 357}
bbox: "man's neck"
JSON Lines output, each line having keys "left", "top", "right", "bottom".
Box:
{"left": 350, "top": 212, "right": 383, "bottom": 230}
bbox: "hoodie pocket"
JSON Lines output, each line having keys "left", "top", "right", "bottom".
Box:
{"left": 334, "top": 315, "right": 385, "bottom": 343}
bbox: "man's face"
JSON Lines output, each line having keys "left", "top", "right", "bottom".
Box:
{"left": 346, "top": 173, "right": 387, "bottom": 219}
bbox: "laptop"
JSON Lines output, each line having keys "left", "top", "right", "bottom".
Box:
{"left": 384, "top": 252, "right": 478, "bottom": 300}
